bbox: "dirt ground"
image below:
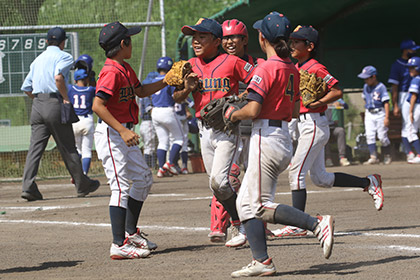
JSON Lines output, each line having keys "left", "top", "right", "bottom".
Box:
{"left": 1, "top": 161, "right": 420, "bottom": 280}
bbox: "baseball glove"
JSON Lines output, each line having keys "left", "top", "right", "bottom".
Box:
{"left": 163, "top": 60, "right": 192, "bottom": 89}
{"left": 299, "top": 69, "right": 328, "bottom": 108}
{"left": 200, "top": 96, "right": 246, "bottom": 135}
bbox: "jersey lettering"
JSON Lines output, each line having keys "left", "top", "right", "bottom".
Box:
{"left": 285, "top": 74, "right": 295, "bottom": 102}
{"left": 198, "top": 77, "right": 231, "bottom": 93}
{"left": 119, "top": 87, "right": 135, "bottom": 103}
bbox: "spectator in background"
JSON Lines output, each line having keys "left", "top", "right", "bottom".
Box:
{"left": 388, "top": 39, "right": 419, "bottom": 162}
{"left": 68, "top": 68, "right": 96, "bottom": 175}
{"left": 325, "top": 98, "right": 351, "bottom": 167}
{"left": 20, "top": 27, "right": 100, "bottom": 201}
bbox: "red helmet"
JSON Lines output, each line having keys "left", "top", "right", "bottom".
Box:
{"left": 222, "top": 19, "right": 248, "bottom": 38}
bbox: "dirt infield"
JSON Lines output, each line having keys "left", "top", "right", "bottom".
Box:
{"left": 1, "top": 161, "right": 420, "bottom": 279}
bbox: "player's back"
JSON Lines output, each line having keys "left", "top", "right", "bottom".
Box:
{"left": 150, "top": 74, "right": 175, "bottom": 107}
{"left": 68, "top": 85, "right": 95, "bottom": 116}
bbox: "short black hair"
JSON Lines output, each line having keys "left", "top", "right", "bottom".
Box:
{"left": 105, "top": 37, "right": 131, "bottom": 58}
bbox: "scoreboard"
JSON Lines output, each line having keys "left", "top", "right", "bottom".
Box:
{"left": 0, "top": 33, "right": 78, "bottom": 96}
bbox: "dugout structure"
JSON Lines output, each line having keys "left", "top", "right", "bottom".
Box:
{"left": 0, "top": 0, "right": 166, "bottom": 180}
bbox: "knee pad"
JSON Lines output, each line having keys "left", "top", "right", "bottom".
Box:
{"left": 210, "top": 176, "right": 234, "bottom": 201}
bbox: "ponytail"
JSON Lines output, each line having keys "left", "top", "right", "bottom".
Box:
{"left": 270, "top": 37, "right": 290, "bottom": 58}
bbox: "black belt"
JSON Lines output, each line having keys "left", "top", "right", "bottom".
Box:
{"left": 368, "top": 108, "right": 383, "bottom": 113}
{"left": 268, "top": 120, "right": 283, "bottom": 128}
{"left": 299, "top": 112, "right": 325, "bottom": 120}
{"left": 34, "top": 92, "right": 59, "bottom": 98}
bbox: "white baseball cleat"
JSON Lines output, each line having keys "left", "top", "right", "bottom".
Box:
{"left": 163, "top": 162, "right": 179, "bottom": 175}
{"left": 363, "top": 156, "right": 379, "bottom": 165}
{"left": 365, "top": 174, "right": 384, "bottom": 210}
{"left": 408, "top": 155, "right": 420, "bottom": 164}
{"left": 126, "top": 228, "right": 157, "bottom": 250}
{"left": 110, "top": 239, "right": 150, "bottom": 260}
{"left": 231, "top": 258, "right": 276, "bottom": 278}
{"left": 157, "top": 167, "right": 172, "bottom": 178}
{"left": 272, "top": 226, "right": 307, "bottom": 237}
{"left": 225, "top": 224, "right": 247, "bottom": 247}
{"left": 208, "top": 230, "right": 226, "bottom": 243}
{"left": 340, "top": 157, "right": 351, "bottom": 166}
{"left": 407, "top": 152, "right": 415, "bottom": 162}
{"left": 313, "top": 215, "right": 334, "bottom": 259}
{"left": 383, "top": 154, "right": 392, "bottom": 165}
{"left": 181, "top": 167, "right": 189, "bottom": 174}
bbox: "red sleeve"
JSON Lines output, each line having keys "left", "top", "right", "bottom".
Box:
{"left": 247, "top": 67, "right": 270, "bottom": 100}
{"left": 314, "top": 67, "right": 338, "bottom": 91}
{"left": 234, "top": 56, "right": 255, "bottom": 84}
{"left": 96, "top": 70, "right": 121, "bottom": 97}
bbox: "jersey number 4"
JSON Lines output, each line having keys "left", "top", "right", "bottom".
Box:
{"left": 285, "top": 74, "right": 295, "bottom": 102}
{"left": 73, "top": 95, "right": 87, "bottom": 109}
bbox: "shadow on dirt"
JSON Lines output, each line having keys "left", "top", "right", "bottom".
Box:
{"left": 0, "top": 260, "right": 82, "bottom": 274}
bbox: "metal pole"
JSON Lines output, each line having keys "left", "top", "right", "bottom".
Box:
{"left": 160, "top": 0, "right": 166, "bottom": 57}
{"left": 139, "top": 0, "right": 154, "bottom": 80}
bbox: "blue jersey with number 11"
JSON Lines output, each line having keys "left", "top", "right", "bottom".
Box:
{"left": 67, "top": 85, "right": 95, "bottom": 116}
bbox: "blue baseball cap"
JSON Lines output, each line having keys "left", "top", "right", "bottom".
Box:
{"left": 253, "top": 12, "right": 291, "bottom": 42}
{"left": 357, "top": 66, "right": 377, "bottom": 79}
{"left": 400, "top": 39, "right": 420, "bottom": 51}
{"left": 182, "top": 18, "right": 222, "bottom": 39}
{"left": 290, "top": 25, "right": 319, "bottom": 44}
{"left": 74, "top": 69, "right": 88, "bottom": 81}
{"left": 47, "top": 27, "right": 66, "bottom": 43}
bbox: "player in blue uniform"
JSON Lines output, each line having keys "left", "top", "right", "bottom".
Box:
{"left": 358, "top": 66, "right": 391, "bottom": 165}
{"left": 151, "top": 56, "right": 184, "bottom": 177}
{"left": 68, "top": 68, "right": 96, "bottom": 174}
{"left": 406, "top": 57, "right": 420, "bottom": 163}
{"left": 388, "top": 39, "right": 420, "bottom": 162}
{"left": 173, "top": 97, "right": 194, "bottom": 174}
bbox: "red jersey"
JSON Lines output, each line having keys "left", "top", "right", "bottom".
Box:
{"left": 295, "top": 58, "right": 338, "bottom": 114}
{"left": 96, "top": 58, "right": 140, "bottom": 124}
{"left": 189, "top": 53, "right": 254, "bottom": 117}
{"left": 247, "top": 56, "right": 300, "bottom": 121}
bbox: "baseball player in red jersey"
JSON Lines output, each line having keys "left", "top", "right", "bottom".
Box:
{"left": 93, "top": 22, "right": 169, "bottom": 260}
{"left": 208, "top": 19, "right": 273, "bottom": 242}
{"left": 274, "top": 25, "right": 384, "bottom": 238}
{"left": 173, "top": 18, "right": 254, "bottom": 247}
{"left": 227, "top": 12, "right": 335, "bottom": 277}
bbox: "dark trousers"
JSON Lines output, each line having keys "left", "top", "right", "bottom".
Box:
{"left": 22, "top": 94, "right": 91, "bottom": 195}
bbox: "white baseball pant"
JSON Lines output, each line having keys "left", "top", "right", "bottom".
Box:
{"left": 407, "top": 103, "right": 420, "bottom": 142}
{"left": 364, "top": 110, "right": 390, "bottom": 146}
{"left": 72, "top": 114, "right": 94, "bottom": 159}
{"left": 399, "top": 91, "right": 410, "bottom": 138}
{"left": 236, "top": 119, "right": 292, "bottom": 222}
{"left": 95, "top": 121, "right": 153, "bottom": 208}
{"left": 176, "top": 114, "right": 190, "bottom": 152}
{"left": 289, "top": 113, "right": 335, "bottom": 190}
{"left": 152, "top": 107, "right": 183, "bottom": 150}
{"left": 198, "top": 120, "right": 240, "bottom": 200}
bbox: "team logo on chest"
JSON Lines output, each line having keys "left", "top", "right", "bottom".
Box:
{"left": 198, "top": 77, "right": 231, "bottom": 93}
{"left": 119, "top": 86, "right": 135, "bottom": 103}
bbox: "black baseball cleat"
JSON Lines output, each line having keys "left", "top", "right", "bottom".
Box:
{"left": 21, "top": 191, "right": 43, "bottom": 201}
{"left": 77, "top": 179, "right": 100, "bottom": 197}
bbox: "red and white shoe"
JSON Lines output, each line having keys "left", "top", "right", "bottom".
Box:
{"left": 110, "top": 238, "right": 150, "bottom": 260}
{"left": 181, "top": 168, "right": 189, "bottom": 174}
{"left": 208, "top": 230, "right": 226, "bottom": 243}
{"left": 271, "top": 226, "right": 307, "bottom": 237}
{"left": 313, "top": 215, "right": 334, "bottom": 259}
{"left": 365, "top": 174, "right": 384, "bottom": 210}
{"left": 163, "top": 162, "right": 179, "bottom": 175}
{"left": 157, "top": 167, "right": 172, "bottom": 178}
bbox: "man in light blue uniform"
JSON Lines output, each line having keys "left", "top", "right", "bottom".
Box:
{"left": 388, "top": 39, "right": 420, "bottom": 161}
{"left": 20, "top": 27, "right": 100, "bottom": 201}
{"left": 150, "top": 57, "right": 184, "bottom": 177}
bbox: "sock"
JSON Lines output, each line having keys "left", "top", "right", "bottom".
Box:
{"left": 82, "top": 157, "right": 91, "bottom": 175}
{"left": 368, "top": 144, "right": 377, "bottom": 157}
{"left": 169, "top": 144, "right": 182, "bottom": 164}
{"left": 381, "top": 145, "right": 391, "bottom": 156}
{"left": 291, "top": 189, "right": 307, "bottom": 212}
{"left": 274, "top": 204, "right": 318, "bottom": 232}
{"left": 125, "top": 197, "right": 144, "bottom": 235}
{"left": 109, "top": 206, "right": 127, "bottom": 246}
{"left": 243, "top": 218, "right": 268, "bottom": 263}
{"left": 219, "top": 194, "right": 240, "bottom": 221}
{"left": 181, "top": 151, "right": 188, "bottom": 168}
{"left": 411, "top": 139, "right": 420, "bottom": 154}
{"left": 333, "top": 173, "right": 369, "bottom": 188}
{"left": 157, "top": 149, "right": 167, "bottom": 168}
{"left": 402, "top": 137, "right": 412, "bottom": 154}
